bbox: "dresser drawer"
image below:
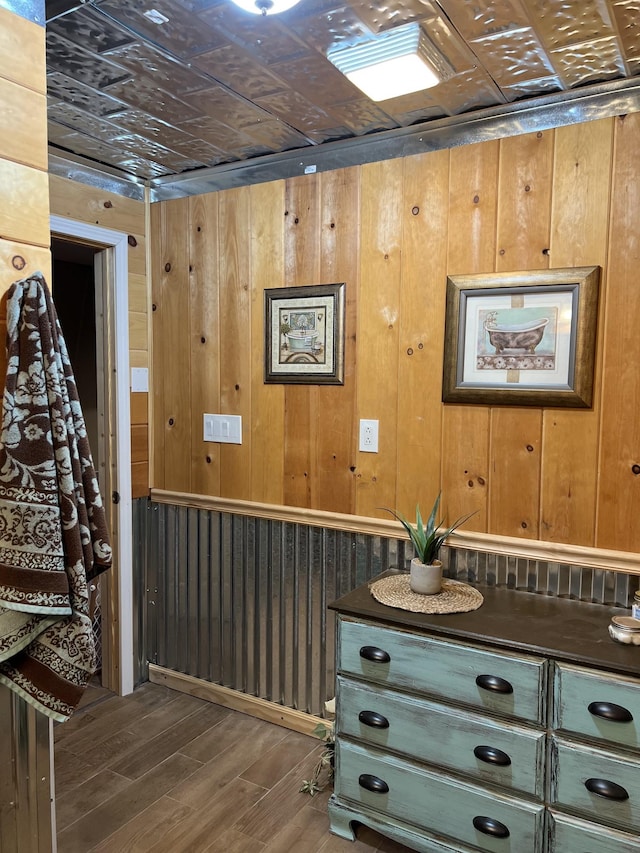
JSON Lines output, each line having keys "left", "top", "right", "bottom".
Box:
{"left": 336, "top": 739, "right": 545, "bottom": 852}
{"left": 338, "top": 617, "right": 547, "bottom": 723}
{"left": 554, "top": 663, "right": 640, "bottom": 751}
{"left": 337, "top": 676, "right": 546, "bottom": 798}
{"left": 550, "top": 736, "right": 640, "bottom": 832}
{"left": 549, "top": 811, "right": 640, "bottom": 853}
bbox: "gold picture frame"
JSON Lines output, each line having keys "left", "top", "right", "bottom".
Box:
{"left": 442, "top": 266, "right": 600, "bottom": 408}
{"left": 264, "top": 283, "right": 345, "bottom": 385}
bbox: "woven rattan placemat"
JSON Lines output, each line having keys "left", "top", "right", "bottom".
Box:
{"left": 369, "top": 574, "right": 484, "bottom": 614}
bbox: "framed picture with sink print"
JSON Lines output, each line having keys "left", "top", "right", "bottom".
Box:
{"left": 442, "top": 266, "right": 600, "bottom": 408}
{"left": 264, "top": 283, "right": 345, "bottom": 385}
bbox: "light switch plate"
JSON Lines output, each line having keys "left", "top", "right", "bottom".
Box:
{"left": 203, "top": 413, "right": 242, "bottom": 444}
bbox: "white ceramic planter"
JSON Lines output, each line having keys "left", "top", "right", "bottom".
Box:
{"left": 409, "top": 557, "right": 443, "bottom": 595}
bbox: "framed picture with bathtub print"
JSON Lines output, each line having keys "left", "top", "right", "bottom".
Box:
{"left": 442, "top": 267, "right": 600, "bottom": 408}
{"left": 264, "top": 283, "right": 345, "bottom": 385}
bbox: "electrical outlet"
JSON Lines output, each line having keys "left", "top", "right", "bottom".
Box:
{"left": 359, "top": 419, "right": 379, "bottom": 453}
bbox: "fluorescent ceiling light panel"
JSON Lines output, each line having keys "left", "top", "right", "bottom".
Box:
{"left": 327, "top": 23, "right": 453, "bottom": 101}
{"left": 229, "top": 0, "right": 303, "bottom": 14}
{"left": 143, "top": 9, "right": 170, "bottom": 24}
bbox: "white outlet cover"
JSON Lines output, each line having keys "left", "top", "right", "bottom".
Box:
{"left": 359, "top": 418, "right": 379, "bottom": 453}
{"left": 130, "top": 367, "right": 149, "bottom": 392}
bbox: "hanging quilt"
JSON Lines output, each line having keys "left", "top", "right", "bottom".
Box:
{"left": 0, "top": 273, "right": 112, "bottom": 721}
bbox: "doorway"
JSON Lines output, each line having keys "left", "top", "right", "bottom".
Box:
{"left": 49, "top": 215, "right": 134, "bottom": 697}
{"left": 51, "top": 238, "right": 105, "bottom": 676}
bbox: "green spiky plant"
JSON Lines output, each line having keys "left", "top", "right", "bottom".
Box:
{"left": 386, "top": 494, "right": 476, "bottom": 565}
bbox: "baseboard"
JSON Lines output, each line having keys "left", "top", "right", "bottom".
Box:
{"left": 148, "top": 663, "right": 326, "bottom": 736}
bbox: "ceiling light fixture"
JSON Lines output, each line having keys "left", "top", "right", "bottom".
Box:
{"left": 143, "top": 9, "right": 170, "bottom": 24}
{"left": 327, "top": 23, "right": 453, "bottom": 101}
{"left": 228, "top": 0, "right": 303, "bottom": 15}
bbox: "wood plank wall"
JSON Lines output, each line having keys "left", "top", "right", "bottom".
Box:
{"left": 151, "top": 115, "right": 640, "bottom": 553}
{"left": 48, "top": 175, "right": 149, "bottom": 498}
{"left": 0, "top": 0, "right": 149, "bottom": 501}
{"left": 0, "top": 9, "right": 55, "bottom": 851}
{"left": 0, "top": 6, "right": 50, "bottom": 360}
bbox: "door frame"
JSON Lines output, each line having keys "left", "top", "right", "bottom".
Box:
{"left": 50, "top": 215, "right": 134, "bottom": 696}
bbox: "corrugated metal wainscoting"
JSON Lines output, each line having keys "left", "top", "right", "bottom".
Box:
{"left": 0, "top": 688, "right": 54, "bottom": 853}
{"left": 133, "top": 500, "right": 408, "bottom": 714}
{"left": 132, "top": 499, "right": 634, "bottom": 717}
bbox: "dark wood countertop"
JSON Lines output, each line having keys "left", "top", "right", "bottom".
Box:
{"left": 329, "top": 572, "right": 640, "bottom": 678}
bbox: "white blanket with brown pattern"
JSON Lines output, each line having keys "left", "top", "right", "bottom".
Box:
{"left": 0, "top": 273, "right": 112, "bottom": 721}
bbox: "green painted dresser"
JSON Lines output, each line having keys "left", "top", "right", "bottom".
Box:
{"left": 328, "top": 573, "right": 640, "bottom": 852}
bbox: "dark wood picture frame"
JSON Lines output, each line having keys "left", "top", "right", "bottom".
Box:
{"left": 264, "top": 283, "right": 345, "bottom": 385}
{"left": 442, "top": 266, "right": 600, "bottom": 408}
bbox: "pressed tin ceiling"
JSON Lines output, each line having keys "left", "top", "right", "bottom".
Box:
{"left": 44, "top": 0, "right": 640, "bottom": 199}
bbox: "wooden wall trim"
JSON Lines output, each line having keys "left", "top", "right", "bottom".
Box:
{"left": 151, "top": 489, "right": 640, "bottom": 576}
{"left": 148, "top": 664, "right": 325, "bottom": 736}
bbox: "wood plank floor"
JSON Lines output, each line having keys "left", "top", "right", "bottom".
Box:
{"left": 54, "top": 681, "right": 414, "bottom": 853}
